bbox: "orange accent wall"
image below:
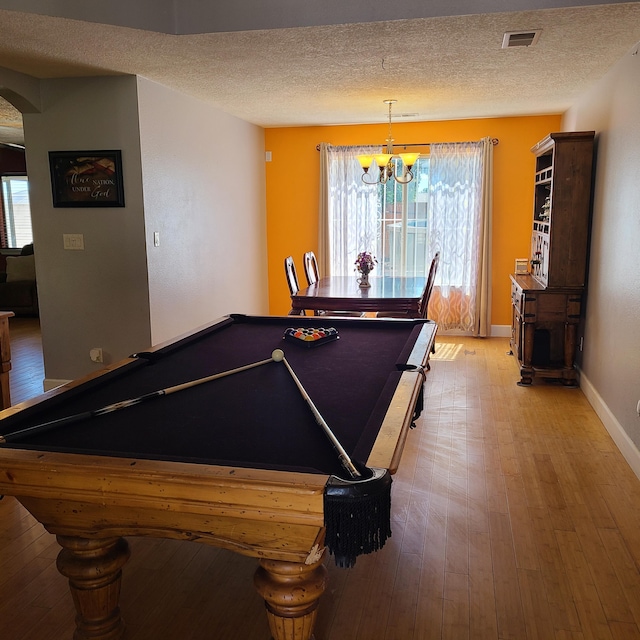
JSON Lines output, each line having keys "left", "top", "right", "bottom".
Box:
{"left": 265, "top": 114, "right": 561, "bottom": 328}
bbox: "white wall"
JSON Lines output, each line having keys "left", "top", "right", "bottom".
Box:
{"left": 136, "top": 78, "right": 268, "bottom": 345}
{"left": 563, "top": 43, "right": 640, "bottom": 465}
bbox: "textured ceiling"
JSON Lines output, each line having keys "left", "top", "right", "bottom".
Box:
{"left": 1, "top": 3, "right": 640, "bottom": 145}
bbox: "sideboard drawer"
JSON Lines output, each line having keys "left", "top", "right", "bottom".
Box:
{"left": 535, "top": 291, "right": 582, "bottom": 323}
{"left": 511, "top": 279, "right": 524, "bottom": 317}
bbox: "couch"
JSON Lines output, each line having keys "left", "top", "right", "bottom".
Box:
{"left": 0, "top": 244, "right": 39, "bottom": 316}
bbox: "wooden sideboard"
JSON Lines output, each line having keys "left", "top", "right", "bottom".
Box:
{"left": 509, "top": 274, "right": 582, "bottom": 386}
{"left": 509, "top": 131, "right": 595, "bottom": 386}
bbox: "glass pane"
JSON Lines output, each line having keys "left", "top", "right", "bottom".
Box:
{"left": 375, "top": 157, "right": 430, "bottom": 277}
{"left": 376, "top": 163, "right": 402, "bottom": 276}
{"left": 1, "top": 176, "right": 33, "bottom": 249}
{"left": 405, "top": 157, "right": 430, "bottom": 278}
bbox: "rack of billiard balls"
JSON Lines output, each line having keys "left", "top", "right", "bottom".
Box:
{"left": 283, "top": 327, "right": 339, "bottom": 348}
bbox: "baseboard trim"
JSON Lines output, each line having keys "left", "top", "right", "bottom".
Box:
{"left": 580, "top": 370, "right": 640, "bottom": 480}
{"left": 436, "top": 325, "right": 511, "bottom": 338}
{"left": 491, "top": 324, "right": 511, "bottom": 337}
{"left": 43, "top": 378, "right": 71, "bottom": 392}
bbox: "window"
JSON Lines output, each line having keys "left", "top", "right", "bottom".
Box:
{"left": 376, "top": 156, "right": 430, "bottom": 277}
{"left": 1, "top": 176, "right": 33, "bottom": 248}
{"left": 323, "top": 145, "right": 431, "bottom": 279}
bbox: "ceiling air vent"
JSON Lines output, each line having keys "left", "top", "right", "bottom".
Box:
{"left": 502, "top": 30, "right": 541, "bottom": 48}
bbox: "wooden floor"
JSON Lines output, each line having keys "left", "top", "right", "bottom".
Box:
{"left": 7, "top": 316, "right": 45, "bottom": 406}
{"left": 2, "top": 331, "right": 640, "bottom": 639}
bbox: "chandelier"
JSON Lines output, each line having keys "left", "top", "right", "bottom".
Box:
{"left": 357, "top": 100, "right": 420, "bottom": 185}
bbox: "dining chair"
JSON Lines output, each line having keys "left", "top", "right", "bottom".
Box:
{"left": 284, "top": 256, "right": 305, "bottom": 315}
{"left": 377, "top": 251, "right": 440, "bottom": 321}
{"left": 419, "top": 251, "right": 440, "bottom": 320}
{"left": 378, "top": 252, "right": 439, "bottom": 362}
{"left": 302, "top": 251, "right": 364, "bottom": 317}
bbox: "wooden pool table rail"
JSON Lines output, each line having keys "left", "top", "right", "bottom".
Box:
{"left": 0, "top": 449, "right": 328, "bottom": 562}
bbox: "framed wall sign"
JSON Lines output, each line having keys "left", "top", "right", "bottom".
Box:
{"left": 49, "top": 150, "right": 125, "bottom": 207}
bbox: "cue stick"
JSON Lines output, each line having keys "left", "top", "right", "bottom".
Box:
{"left": 0, "top": 355, "right": 277, "bottom": 445}
{"left": 272, "top": 349, "right": 362, "bottom": 480}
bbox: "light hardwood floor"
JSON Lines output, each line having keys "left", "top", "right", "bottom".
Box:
{"left": 2, "top": 330, "right": 640, "bottom": 639}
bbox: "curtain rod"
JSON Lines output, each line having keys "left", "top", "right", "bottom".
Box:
{"left": 315, "top": 138, "right": 499, "bottom": 151}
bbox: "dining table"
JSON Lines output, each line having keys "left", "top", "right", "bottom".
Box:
{"left": 290, "top": 275, "right": 427, "bottom": 316}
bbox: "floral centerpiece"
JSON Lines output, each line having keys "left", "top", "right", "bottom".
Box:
{"left": 354, "top": 251, "right": 377, "bottom": 288}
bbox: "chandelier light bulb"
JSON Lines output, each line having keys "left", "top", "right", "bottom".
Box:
{"left": 358, "top": 100, "right": 419, "bottom": 185}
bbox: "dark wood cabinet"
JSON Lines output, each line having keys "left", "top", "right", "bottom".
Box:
{"left": 510, "top": 132, "right": 595, "bottom": 386}
{"left": 510, "top": 274, "right": 583, "bottom": 385}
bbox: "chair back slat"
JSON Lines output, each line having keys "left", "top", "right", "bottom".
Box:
{"left": 284, "top": 256, "right": 300, "bottom": 296}
{"left": 419, "top": 252, "right": 440, "bottom": 319}
{"left": 303, "top": 251, "right": 320, "bottom": 286}
{"left": 284, "top": 256, "right": 306, "bottom": 315}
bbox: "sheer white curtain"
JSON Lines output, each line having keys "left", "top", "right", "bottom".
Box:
{"left": 426, "top": 138, "right": 493, "bottom": 336}
{"left": 320, "top": 138, "right": 493, "bottom": 335}
{"left": 318, "top": 143, "right": 378, "bottom": 276}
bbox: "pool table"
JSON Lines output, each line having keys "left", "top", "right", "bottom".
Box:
{"left": 0, "top": 314, "right": 436, "bottom": 640}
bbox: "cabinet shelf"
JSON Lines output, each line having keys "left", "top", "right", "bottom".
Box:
{"left": 533, "top": 222, "right": 550, "bottom": 234}
{"left": 535, "top": 168, "right": 553, "bottom": 184}
{"left": 529, "top": 132, "right": 595, "bottom": 289}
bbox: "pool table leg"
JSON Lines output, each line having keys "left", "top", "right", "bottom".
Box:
{"left": 56, "top": 536, "right": 131, "bottom": 640}
{"left": 254, "top": 553, "right": 328, "bottom": 640}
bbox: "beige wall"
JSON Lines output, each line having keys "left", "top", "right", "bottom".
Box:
{"left": 563, "top": 42, "right": 640, "bottom": 467}
{"left": 18, "top": 73, "right": 268, "bottom": 384}
{"left": 23, "top": 76, "right": 152, "bottom": 383}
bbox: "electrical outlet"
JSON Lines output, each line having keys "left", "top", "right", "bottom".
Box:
{"left": 89, "top": 348, "right": 103, "bottom": 363}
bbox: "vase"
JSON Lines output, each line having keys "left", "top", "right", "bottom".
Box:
{"left": 357, "top": 272, "right": 371, "bottom": 288}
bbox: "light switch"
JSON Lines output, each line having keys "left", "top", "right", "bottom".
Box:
{"left": 63, "top": 234, "right": 84, "bottom": 250}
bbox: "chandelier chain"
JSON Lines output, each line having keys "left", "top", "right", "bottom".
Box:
{"left": 385, "top": 99, "right": 396, "bottom": 151}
